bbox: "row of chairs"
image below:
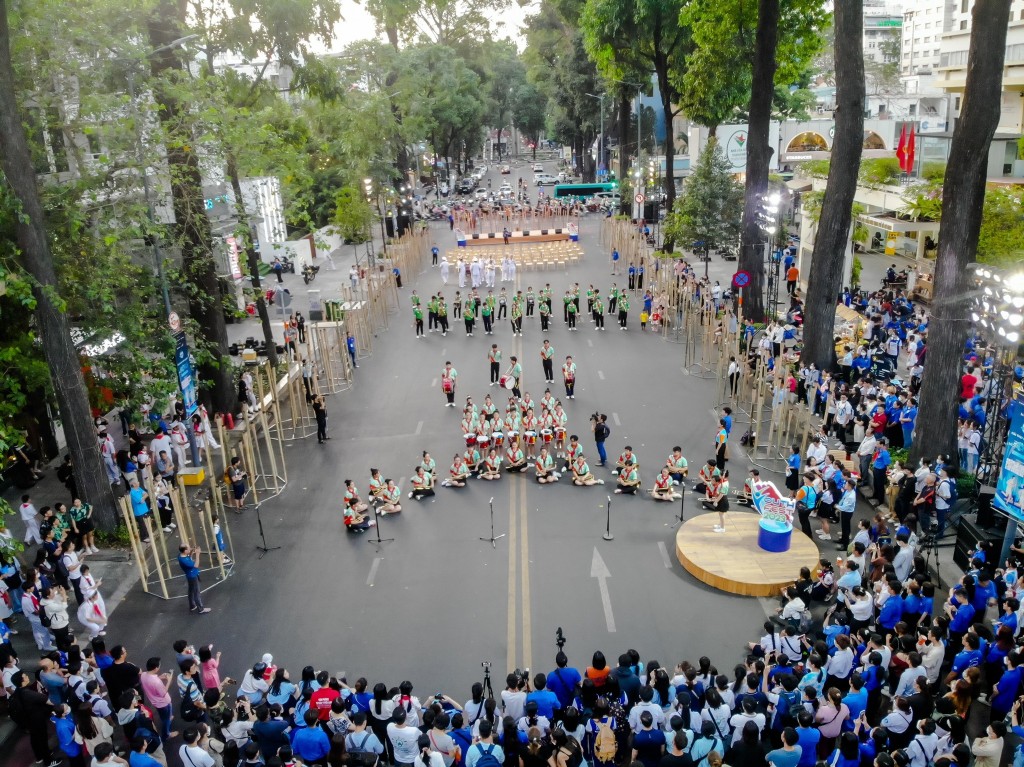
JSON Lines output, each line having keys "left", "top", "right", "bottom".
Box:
{"left": 445, "top": 242, "right": 585, "bottom": 272}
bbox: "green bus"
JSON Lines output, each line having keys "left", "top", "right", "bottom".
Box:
{"left": 552, "top": 182, "right": 617, "bottom": 199}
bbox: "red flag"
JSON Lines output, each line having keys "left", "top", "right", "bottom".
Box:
{"left": 906, "top": 125, "right": 916, "bottom": 173}
{"left": 896, "top": 124, "right": 909, "bottom": 172}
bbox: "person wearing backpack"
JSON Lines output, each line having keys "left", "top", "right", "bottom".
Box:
{"left": 467, "top": 720, "right": 505, "bottom": 767}
{"left": 40, "top": 584, "right": 73, "bottom": 651}
{"left": 177, "top": 658, "right": 208, "bottom": 725}
{"left": 762, "top": 664, "right": 802, "bottom": 733}
{"left": 346, "top": 712, "right": 385, "bottom": 767}
{"left": 935, "top": 468, "right": 955, "bottom": 538}
{"left": 686, "top": 721, "right": 723, "bottom": 767}
{"left": 906, "top": 719, "right": 939, "bottom": 767}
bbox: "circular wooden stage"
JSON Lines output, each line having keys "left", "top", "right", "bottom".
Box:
{"left": 675, "top": 512, "right": 820, "bottom": 597}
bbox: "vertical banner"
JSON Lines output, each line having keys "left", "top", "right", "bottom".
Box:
{"left": 995, "top": 408, "right": 1024, "bottom": 522}
{"left": 174, "top": 331, "right": 199, "bottom": 418}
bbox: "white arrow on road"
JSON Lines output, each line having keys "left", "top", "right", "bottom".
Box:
{"left": 591, "top": 547, "right": 616, "bottom": 633}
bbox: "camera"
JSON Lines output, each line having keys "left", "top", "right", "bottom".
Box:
{"left": 481, "top": 661, "right": 492, "bottom": 671}
{"left": 513, "top": 667, "right": 530, "bottom": 686}
{"left": 556, "top": 627, "right": 566, "bottom": 650}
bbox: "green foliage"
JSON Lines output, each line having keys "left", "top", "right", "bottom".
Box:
{"left": 663, "top": 138, "right": 743, "bottom": 251}
{"left": 900, "top": 180, "right": 944, "bottom": 222}
{"left": 921, "top": 162, "right": 946, "bottom": 182}
{"left": 802, "top": 190, "right": 825, "bottom": 224}
{"left": 797, "top": 160, "right": 831, "bottom": 179}
{"left": 680, "top": 0, "right": 828, "bottom": 130}
{"left": 0, "top": 498, "right": 22, "bottom": 558}
{"left": 858, "top": 157, "right": 903, "bottom": 187}
{"left": 851, "top": 255, "right": 863, "bottom": 288}
{"left": 977, "top": 187, "right": 1024, "bottom": 267}
{"left": 333, "top": 187, "right": 375, "bottom": 244}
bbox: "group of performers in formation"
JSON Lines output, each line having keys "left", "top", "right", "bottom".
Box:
{"left": 409, "top": 281, "right": 641, "bottom": 338}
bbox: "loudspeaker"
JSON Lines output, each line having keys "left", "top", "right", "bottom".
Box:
{"left": 976, "top": 485, "right": 996, "bottom": 529}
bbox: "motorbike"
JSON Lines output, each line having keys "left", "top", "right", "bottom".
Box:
{"left": 276, "top": 256, "right": 296, "bottom": 274}
{"left": 302, "top": 263, "right": 320, "bottom": 285}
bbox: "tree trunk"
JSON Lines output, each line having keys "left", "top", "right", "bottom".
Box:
{"left": 149, "top": 5, "right": 236, "bottom": 414}
{"left": 617, "top": 90, "right": 630, "bottom": 185}
{"left": 226, "top": 153, "right": 278, "bottom": 369}
{"left": 800, "top": 0, "right": 865, "bottom": 371}
{"left": 911, "top": 0, "right": 1012, "bottom": 465}
{"left": 0, "top": 0, "right": 118, "bottom": 529}
{"left": 654, "top": 61, "right": 676, "bottom": 251}
{"left": 738, "top": 0, "right": 780, "bottom": 323}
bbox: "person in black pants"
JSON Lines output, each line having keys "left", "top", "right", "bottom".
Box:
{"left": 9, "top": 671, "right": 53, "bottom": 762}
{"left": 313, "top": 396, "right": 329, "bottom": 444}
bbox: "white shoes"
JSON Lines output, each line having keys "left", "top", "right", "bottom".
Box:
{"left": 713, "top": 525, "right": 726, "bottom": 533}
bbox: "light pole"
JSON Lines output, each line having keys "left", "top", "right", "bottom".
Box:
{"left": 585, "top": 93, "right": 605, "bottom": 180}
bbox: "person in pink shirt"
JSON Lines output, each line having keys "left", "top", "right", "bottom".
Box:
{"left": 200, "top": 645, "right": 230, "bottom": 691}
{"left": 140, "top": 657, "right": 177, "bottom": 742}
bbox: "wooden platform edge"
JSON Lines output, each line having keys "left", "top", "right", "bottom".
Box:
{"left": 675, "top": 538, "right": 783, "bottom": 597}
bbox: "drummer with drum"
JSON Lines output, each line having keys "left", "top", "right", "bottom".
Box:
{"left": 522, "top": 407, "right": 539, "bottom": 460}
{"left": 441, "top": 362, "right": 458, "bottom": 407}
{"left": 562, "top": 356, "right": 577, "bottom": 400}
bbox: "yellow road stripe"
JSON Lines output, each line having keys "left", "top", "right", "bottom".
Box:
{"left": 520, "top": 478, "right": 532, "bottom": 671}
{"left": 506, "top": 478, "right": 518, "bottom": 671}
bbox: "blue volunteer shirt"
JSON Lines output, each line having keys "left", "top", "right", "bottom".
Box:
{"left": 951, "top": 648, "right": 983, "bottom": 675}
{"left": 178, "top": 554, "right": 200, "bottom": 580}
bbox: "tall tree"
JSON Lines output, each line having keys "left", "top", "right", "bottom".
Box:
{"left": 800, "top": 0, "right": 864, "bottom": 371}
{"left": 663, "top": 137, "right": 743, "bottom": 260}
{"left": 912, "top": 0, "right": 1012, "bottom": 464}
{"left": 736, "top": 0, "right": 780, "bottom": 322}
{"left": 149, "top": 3, "right": 235, "bottom": 412}
{"left": 0, "top": 0, "right": 117, "bottom": 528}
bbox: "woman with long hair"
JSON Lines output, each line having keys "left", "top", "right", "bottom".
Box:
{"left": 368, "top": 682, "right": 395, "bottom": 762}
{"left": 814, "top": 687, "right": 849, "bottom": 757}
{"left": 586, "top": 651, "right": 610, "bottom": 689}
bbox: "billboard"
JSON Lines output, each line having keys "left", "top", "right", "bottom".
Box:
{"left": 995, "top": 409, "right": 1024, "bottom": 522}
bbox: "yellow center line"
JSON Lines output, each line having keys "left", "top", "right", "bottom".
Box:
{"left": 506, "top": 478, "right": 518, "bottom": 672}
{"left": 520, "top": 477, "right": 532, "bottom": 671}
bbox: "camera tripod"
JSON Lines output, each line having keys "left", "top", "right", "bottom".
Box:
{"left": 480, "top": 663, "right": 495, "bottom": 701}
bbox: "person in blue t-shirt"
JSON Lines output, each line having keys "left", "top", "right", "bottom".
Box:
{"left": 765, "top": 727, "right": 802, "bottom": 767}
{"left": 945, "top": 633, "right": 983, "bottom": 685}
{"left": 545, "top": 653, "right": 582, "bottom": 710}
{"left": 291, "top": 709, "right": 331, "bottom": 762}
{"left": 786, "top": 447, "right": 801, "bottom": 496}
{"left": 877, "top": 583, "right": 903, "bottom": 633}
{"left": 900, "top": 401, "right": 918, "bottom": 448}
{"left": 991, "top": 652, "right": 1024, "bottom": 720}
{"left": 862, "top": 652, "right": 887, "bottom": 725}
{"left": 871, "top": 441, "right": 891, "bottom": 508}
{"left": 177, "top": 543, "right": 210, "bottom": 614}
{"left": 526, "top": 673, "right": 561, "bottom": 719}
{"left": 794, "top": 711, "right": 821, "bottom": 767}
{"left": 945, "top": 589, "right": 975, "bottom": 643}
{"left": 842, "top": 675, "right": 868, "bottom": 723}
{"left": 721, "top": 408, "right": 733, "bottom": 436}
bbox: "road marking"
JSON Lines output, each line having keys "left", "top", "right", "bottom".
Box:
{"left": 612, "top": 412, "right": 621, "bottom": 426}
{"left": 415, "top": 420, "right": 424, "bottom": 436}
{"left": 591, "top": 548, "right": 616, "bottom": 632}
{"left": 657, "top": 541, "right": 673, "bottom": 569}
{"left": 597, "top": 370, "right": 605, "bottom": 380}
{"left": 588, "top": 339, "right": 593, "bottom": 348}
{"left": 366, "top": 557, "right": 381, "bottom": 586}
{"left": 520, "top": 481, "right": 532, "bottom": 670}
{"left": 398, "top": 477, "right": 406, "bottom": 493}
{"left": 431, "top": 378, "right": 438, "bottom": 388}
{"left": 680, "top": 367, "right": 690, "bottom": 376}
{"left": 507, "top": 480, "right": 518, "bottom": 671}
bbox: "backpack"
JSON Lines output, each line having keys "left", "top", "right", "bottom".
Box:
{"left": 7, "top": 689, "right": 28, "bottom": 727}
{"left": 778, "top": 691, "right": 803, "bottom": 727}
{"left": 593, "top": 718, "right": 618, "bottom": 764}
{"left": 346, "top": 731, "right": 379, "bottom": 767}
{"left": 562, "top": 736, "right": 584, "bottom": 767}
{"left": 39, "top": 605, "right": 52, "bottom": 628}
{"left": 180, "top": 681, "right": 199, "bottom": 722}
{"left": 473, "top": 744, "right": 502, "bottom": 767}
{"left": 942, "top": 478, "right": 958, "bottom": 506}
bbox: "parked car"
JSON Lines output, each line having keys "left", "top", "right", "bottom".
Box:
{"left": 534, "top": 173, "right": 558, "bottom": 186}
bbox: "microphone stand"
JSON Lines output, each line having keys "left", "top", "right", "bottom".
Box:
{"left": 255, "top": 504, "right": 281, "bottom": 558}
{"left": 603, "top": 495, "right": 614, "bottom": 540}
{"left": 366, "top": 502, "right": 394, "bottom": 549}
{"left": 480, "top": 497, "right": 505, "bottom": 548}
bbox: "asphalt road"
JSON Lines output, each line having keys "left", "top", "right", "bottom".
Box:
{"left": 109, "top": 159, "right": 783, "bottom": 699}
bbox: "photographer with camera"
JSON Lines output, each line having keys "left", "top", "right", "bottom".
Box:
{"left": 546, "top": 630, "right": 582, "bottom": 713}
{"left": 502, "top": 671, "right": 530, "bottom": 722}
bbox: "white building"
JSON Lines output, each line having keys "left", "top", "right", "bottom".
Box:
{"left": 864, "top": 0, "right": 904, "bottom": 64}
{"left": 934, "top": 0, "right": 1024, "bottom": 135}
{"left": 900, "top": 0, "right": 952, "bottom": 92}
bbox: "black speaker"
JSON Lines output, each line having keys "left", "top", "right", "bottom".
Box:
{"left": 954, "top": 516, "right": 1004, "bottom": 571}
{"left": 976, "top": 485, "right": 996, "bottom": 529}
{"left": 385, "top": 217, "right": 395, "bottom": 238}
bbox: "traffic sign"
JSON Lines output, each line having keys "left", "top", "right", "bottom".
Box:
{"left": 168, "top": 311, "right": 181, "bottom": 332}
{"left": 732, "top": 270, "right": 751, "bottom": 289}
{"left": 635, "top": 193, "right": 645, "bottom": 204}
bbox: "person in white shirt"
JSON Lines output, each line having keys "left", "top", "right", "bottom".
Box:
{"left": 700, "top": 688, "right": 732, "bottom": 742}
{"left": 806, "top": 436, "right": 827, "bottom": 469}
{"left": 18, "top": 495, "right": 41, "bottom": 545}
{"left": 728, "top": 698, "right": 766, "bottom": 744}
{"left": 778, "top": 588, "right": 806, "bottom": 625}
{"left": 907, "top": 719, "right": 940, "bottom": 767}
{"left": 500, "top": 675, "right": 527, "bottom": 722}
{"left": 825, "top": 635, "right": 855, "bottom": 685}
{"left": 628, "top": 687, "right": 665, "bottom": 733}
{"left": 388, "top": 708, "right": 423, "bottom": 766}
{"left": 748, "top": 621, "right": 781, "bottom": 657}
{"left": 179, "top": 726, "right": 216, "bottom": 767}
{"left": 856, "top": 432, "right": 877, "bottom": 484}
{"left": 921, "top": 628, "right": 946, "bottom": 684}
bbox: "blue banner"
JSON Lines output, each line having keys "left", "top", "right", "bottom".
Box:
{"left": 174, "top": 331, "right": 199, "bottom": 418}
{"left": 995, "top": 408, "right": 1024, "bottom": 522}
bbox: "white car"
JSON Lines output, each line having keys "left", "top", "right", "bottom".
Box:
{"left": 474, "top": 187, "right": 489, "bottom": 200}
{"left": 499, "top": 183, "right": 512, "bottom": 196}
{"left": 533, "top": 163, "right": 544, "bottom": 173}
{"left": 535, "top": 173, "right": 558, "bottom": 186}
